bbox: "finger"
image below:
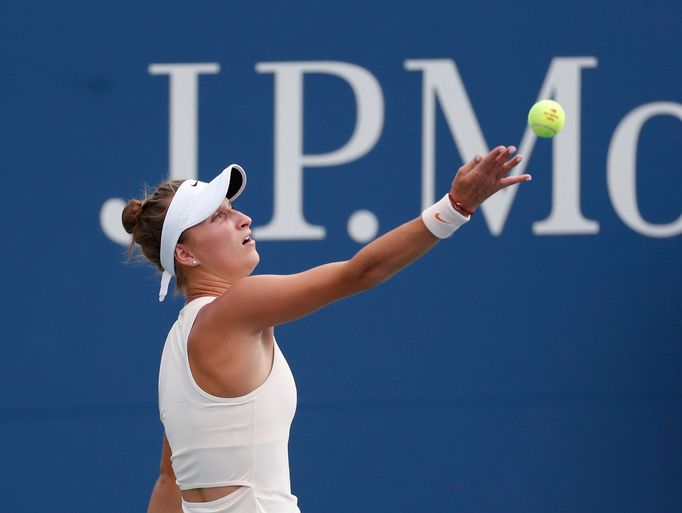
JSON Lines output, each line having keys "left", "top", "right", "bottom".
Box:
{"left": 459, "top": 153, "right": 482, "bottom": 174}
{"left": 479, "top": 146, "right": 506, "bottom": 173}
{"left": 497, "top": 154, "right": 524, "bottom": 178}
{"left": 495, "top": 145, "right": 516, "bottom": 165}
{"left": 499, "top": 174, "right": 532, "bottom": 188}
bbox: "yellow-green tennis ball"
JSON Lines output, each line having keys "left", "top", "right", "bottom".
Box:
{"left": 528, "top": 100, "right": 566, "bottom": 138}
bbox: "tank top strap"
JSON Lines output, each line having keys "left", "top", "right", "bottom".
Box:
{"left": 179, "top": 295, "right": 218, "bottom": 326}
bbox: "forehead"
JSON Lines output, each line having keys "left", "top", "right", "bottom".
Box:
{"left": 208, "top": 198, "right": 232, "bottom": 216}
{"left": 189, "top": 199, "right": 231, "bottom": 232}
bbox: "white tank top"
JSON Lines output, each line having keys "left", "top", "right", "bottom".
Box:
{"left": 158, "top": 296, "right": 300, "bottom": 513}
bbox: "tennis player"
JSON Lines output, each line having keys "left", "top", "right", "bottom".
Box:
{"left": 122, "top": 146, "right": 530, "bottom": 513}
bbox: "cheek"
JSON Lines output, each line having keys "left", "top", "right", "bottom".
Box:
{"left": 211, "top": 236, "right": 234, "bottom": 254}
{"left": 190, "top": 229, "right": 231, "bottom": 259}
{"left": 212, "top": 232, "right": 244, "bottom": 261}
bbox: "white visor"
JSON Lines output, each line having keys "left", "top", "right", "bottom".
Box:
{"left": 158, "top": 164, "right": 247, "bottom": 302}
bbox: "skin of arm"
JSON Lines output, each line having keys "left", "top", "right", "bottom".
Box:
{"left": 157, "top": 146, "right": 530, "bottom": 502}
{"left": 147, "top": 436, "right": 182, "bottom": 513}
{"left": 210, "top": 146, "right": 530, "bottom": 332}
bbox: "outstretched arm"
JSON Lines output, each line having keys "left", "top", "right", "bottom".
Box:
{"left": 212, "top": 146, "right": 529, "bottom": 330}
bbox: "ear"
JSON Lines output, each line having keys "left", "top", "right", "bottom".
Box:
{"left": 174, "top": 243, "right": 197, "bottom": 270}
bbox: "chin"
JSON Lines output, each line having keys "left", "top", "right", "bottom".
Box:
{"left": 247, "top": 252, "right": 260, "bottom": 274}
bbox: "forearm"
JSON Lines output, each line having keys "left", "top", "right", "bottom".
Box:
{"left": 345, "top": 146, "right": 531, "bottom": 289}
{"left": 347, "top": 217, "right": 439, "bottom": 288}
{"left": 147, "top": 474, "right": 182, "bottom": 513}
{"left": 210, "top": 148, "right": 528, "bottom": 329}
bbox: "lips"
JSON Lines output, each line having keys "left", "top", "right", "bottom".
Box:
{"left": 242, "top": 234, "right": 253, "bottom": 245}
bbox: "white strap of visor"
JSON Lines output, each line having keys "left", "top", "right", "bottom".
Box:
{"left": 159, "top": 270, "right": 172, "bottom": 302}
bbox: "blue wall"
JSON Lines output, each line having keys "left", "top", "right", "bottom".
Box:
{"left": 2, "top": 1, "right": 681, "bottom": 512}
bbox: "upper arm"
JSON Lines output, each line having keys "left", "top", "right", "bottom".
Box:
{"left": 204, "top": 217, "right": 437, "bottom": 333}
{"left": 211, "top": 261, "right": 367, "bottom": 330}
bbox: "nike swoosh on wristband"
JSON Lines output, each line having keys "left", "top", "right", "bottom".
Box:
{"left": 434, "top": 213, "right": 451, "bottom": 224}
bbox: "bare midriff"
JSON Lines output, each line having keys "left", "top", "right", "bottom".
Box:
{"left": 182, "top": 485, "right": 242, "bottom": 503}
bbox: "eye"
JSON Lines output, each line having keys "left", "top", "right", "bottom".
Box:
{"left": 212, "top": 211, "right": 225, "bottom": 221}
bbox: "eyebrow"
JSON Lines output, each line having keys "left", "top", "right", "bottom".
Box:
{"left": 212, "top": 201, "right": 232, "bottom": 217}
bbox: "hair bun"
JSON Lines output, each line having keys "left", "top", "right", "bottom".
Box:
{"left": 120, "top": 180, "right": 181, "bottom": 274}
{"left": 122, "top": 199, "right": 144, "bottom": 235}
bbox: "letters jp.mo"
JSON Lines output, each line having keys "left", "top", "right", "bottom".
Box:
{"left": 100, "top": 58, "right": 682, "bottom": 244}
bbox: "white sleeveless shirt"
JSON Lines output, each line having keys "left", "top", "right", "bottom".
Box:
{"left": 158, "top": 296, "right": 300, "bottom": 513}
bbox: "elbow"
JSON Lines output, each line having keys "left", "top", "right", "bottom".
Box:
{"left": 360, "top": 268, "right": 389, "bottom": 290}
{"left": 157, "top": 471, "right": 176, "bottom": 488}
{"left": 343, "top": 261, "right": 387, "bottom": 293}
{"left": 158, "top": 458, "right": 176, "bottom": 486}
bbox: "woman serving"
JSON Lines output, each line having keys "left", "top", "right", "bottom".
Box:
{"left": 122, "top": 146, "right": 530, "bottom": 513}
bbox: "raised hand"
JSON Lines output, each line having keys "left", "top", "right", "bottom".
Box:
{"left": 449, "top": 146, "right": 532, "bottom": 213}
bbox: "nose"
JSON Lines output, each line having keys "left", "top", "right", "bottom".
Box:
{"left": 238, "top": 211, "right": 252, "bottom": 228}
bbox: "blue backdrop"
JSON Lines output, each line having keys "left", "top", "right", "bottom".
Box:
{"left": 2, "top": 1, "right": 681, "bottom": 512}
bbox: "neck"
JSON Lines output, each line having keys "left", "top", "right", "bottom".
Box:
{"left": 183, "top": 276, "right": 234, "bottom": 303}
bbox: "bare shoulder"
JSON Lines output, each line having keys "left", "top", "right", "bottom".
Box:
{"left": 187, "top": 296, "right": 274, "bottom": 398}
{"left": 190, "top": 290, "right": 265, "bottom": 354}
{"left": 195, "top": 264, "right": 358, "bottom": 332}
{"left": 197, "top": 286, "right": 264, "bottom": 336}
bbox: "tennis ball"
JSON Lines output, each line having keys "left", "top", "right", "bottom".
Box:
{"left": 528, "top": 100, "right": 565, "bottom": 138}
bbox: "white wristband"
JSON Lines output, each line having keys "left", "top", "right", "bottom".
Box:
{"left": 421, "top": 194, "right": 471, "bottom": 239}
